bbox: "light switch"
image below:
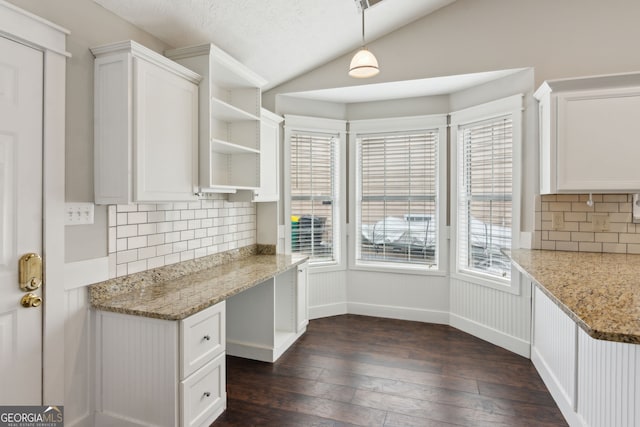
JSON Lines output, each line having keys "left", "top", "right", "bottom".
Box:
{"left": 65, "top": 203, "right": 95, "bottom": 225}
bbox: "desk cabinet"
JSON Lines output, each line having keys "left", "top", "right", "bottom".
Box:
{"left": 94, "top": 301, "right": 226, "bottom": 427}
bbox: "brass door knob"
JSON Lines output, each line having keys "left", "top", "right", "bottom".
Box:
{"left": 21, "top": 293, "right": 42, "bottom": 308}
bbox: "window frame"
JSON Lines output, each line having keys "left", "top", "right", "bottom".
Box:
{"left": 284, "top": 114, "right": 347, "bottom": 272}
{"left": 348, "top": 115, "right": 448, "bottom": 276}
{"left": 450, "top": 94, "right": 523, "bottom": 293}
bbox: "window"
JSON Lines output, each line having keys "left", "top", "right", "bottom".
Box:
{"left": 351, "top": 116, "right": 446, "bottom": 271}
{"left": 451, "top": 95, "right": 522, "bottom": 285}
{"left": 285, "top": 116, "right": 345, "bottom": 267}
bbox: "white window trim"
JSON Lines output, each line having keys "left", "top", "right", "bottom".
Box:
{"left": 348, "top": 115, "right": 448, "bottom": 276}
{"left": 450, "top": 94, "right": 523, "bottom": 294}
{"left": 284, "top": 114, "right": 347, "bottom": 273}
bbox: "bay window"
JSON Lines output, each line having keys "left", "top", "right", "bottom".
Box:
{"left": 350, "top": 116, "right": 447, "bottom": 272}
{"left": 284, "top": 116, "right": 346, "bottom": 267}
{"left": 451, "top": 95, "right": 522, "bottom": 288}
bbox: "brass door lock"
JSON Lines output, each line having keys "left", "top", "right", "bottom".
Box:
{"left": 21, "top": 293, "right": 42, "bottom": 308}
{"left": 19, "top": 253, "right": 42, "bottom": 291}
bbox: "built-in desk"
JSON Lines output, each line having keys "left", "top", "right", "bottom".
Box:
{"left": 89, "top": 247, "right": 308, "bottom": 427}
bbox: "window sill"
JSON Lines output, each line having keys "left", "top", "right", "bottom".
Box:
{"left": 350, "top": 261, "right": 447, "bottom": 277}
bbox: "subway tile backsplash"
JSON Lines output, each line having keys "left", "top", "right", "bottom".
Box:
{"left": 107, "top": 194, "right": 256, "bottom": 278}
{"left": 535, "top": 194, "right": 638, "bottom": 254}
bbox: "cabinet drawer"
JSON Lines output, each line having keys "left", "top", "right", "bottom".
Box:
{"left": 180, "top": 301, "right": 225, "bottom": 380}
{"left": 180, "top": 352, "right": 226, "bottom": 427}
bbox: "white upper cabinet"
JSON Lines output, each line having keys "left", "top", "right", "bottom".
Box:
{"left": 230, "top": 108, "right": 283, "bottom": 203}
{"left": 166, "top": 44, "right": 267, "bottom": 194}
{"left": 535, "top": 73, "right": 640, "bottom": 194}
{"left": 254, "top": 109, "right": 284, "bottom": 202}
{"left": 92, "top": 41, "right": 201, "bottom": 204}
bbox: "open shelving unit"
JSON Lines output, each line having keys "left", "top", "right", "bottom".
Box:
{"left": 166, "top": 43, "right": 267, "bottom": 193}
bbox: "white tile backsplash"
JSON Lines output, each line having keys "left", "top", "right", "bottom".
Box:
{"left": 108, "top": 194, "right": 256, "bottom": 278}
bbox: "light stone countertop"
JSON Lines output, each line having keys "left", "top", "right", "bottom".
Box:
{"left": 506, "top": 249, "right": 640, "bottom": 344}
{"left": 90, "top": 251, "right": 308, "bottom": 321}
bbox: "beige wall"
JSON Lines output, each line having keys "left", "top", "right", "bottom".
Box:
{"left": 7, "top": 0, "right": 171, "bottom": 262}
{"left": 266, "top": 0, "right": 640, "bottom": 239}
{"left": 265, "top": 0, "right": 640, "bottom": 108}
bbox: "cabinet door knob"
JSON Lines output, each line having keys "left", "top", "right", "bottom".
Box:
{"left": 203, "top": 335, "right": 211, "bottom": 341}
{"left": 203, "top": 392, "right": 211, "bottom": 398}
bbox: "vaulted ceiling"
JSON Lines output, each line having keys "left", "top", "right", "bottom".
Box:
{"left": 93, "top": 0, "right": 457, "bottom": 90}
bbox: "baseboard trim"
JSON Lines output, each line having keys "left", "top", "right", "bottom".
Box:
{"left": 309, "top": 302, "right": 347, "bottom": 320}
{"left": 347, "top": 302, "right": 449, "bottom": 324}
{"left": 449, "top": 313, "right": 531, "bottom": 358}
{"left": 94, "top": 411, "right": 153, "bottom": 427}
{"left": 64, "top": 413, "right": 92, "bottom": 427}
{"left": 531, "top": 347, "right": 584, "bottom": 426}
{"left": 226, "top": 340, "right": 275, "bottom": 363}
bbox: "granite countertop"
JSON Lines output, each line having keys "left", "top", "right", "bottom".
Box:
{"left": 507, "top": 249, "right": 640, "bottom": 344}
{"left": 90, "top": 252, "right": 308, "bottom": 321}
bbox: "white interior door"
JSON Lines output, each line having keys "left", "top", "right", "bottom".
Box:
{"left": 0, "top": 36, "right": 44, "bottom": 404}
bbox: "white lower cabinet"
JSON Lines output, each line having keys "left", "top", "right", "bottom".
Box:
{"left": 531, "top": 286, "right": 579, "bottom": 425}
{"left": 95, "top": 301, "right": 226, "bottom": 427}
{"left": 296, "top": 262, "right": 309, "bottom": 333}
{"left": 576, "top": 328, "right": 640, "bottom": 427}
{"left": 180, "top": 353, "right": 225, "bottom": 427}
{"left": 532, "top": 285, "right": 640, "bottom": 427}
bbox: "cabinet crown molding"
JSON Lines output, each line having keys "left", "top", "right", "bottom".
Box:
{"left": 90, "top": 40, "right": 202, "bottom": 84}
{"left": 166, "top": 43, "right": 267, "bottom": 88}
{"left": 535, "top": 71, "right": 640, "bottom": 100}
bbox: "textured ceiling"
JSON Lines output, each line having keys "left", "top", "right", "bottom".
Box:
{"left": 94, "top": 0, "right": 456, "bottom": 89}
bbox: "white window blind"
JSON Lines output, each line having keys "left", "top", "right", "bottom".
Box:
{"left": 289, "top": 131, "right": 339, "bottom": 263}
{"left": 457, "top": 115, "right": 513, "bottom": 280}
{"left": 357, "top": 130, "right": 439, "bottom": 267}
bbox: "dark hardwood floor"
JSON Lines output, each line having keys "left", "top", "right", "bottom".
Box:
{"left": 212, "top": 315, "right": 567, "bottom": 427}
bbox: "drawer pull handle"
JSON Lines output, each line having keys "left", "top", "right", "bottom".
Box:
{"left": 203, "top": 335, "right": 211, "bottom": 341}
{"left": 203, "top": 392, "right": 211, "bottom": 398}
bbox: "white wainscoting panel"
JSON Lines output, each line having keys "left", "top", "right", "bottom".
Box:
{"left": 64, "top": 287, "right": 92, "bottom": 427}
{"left": 308, "top": 270, "right": 347, "bottom": 319}
{"left": 450, "top": 276, "right": 531, "bottom": 357}
{"left": 531, "top": 286, "right": 578, "bottom": 419}
{"left": 577, "top": 327, "right": 640, "bottom": 427}
{"left": 347, "top": 270, "right": 449, "bottom": 324}
{"left": 96, "top": 312, "right": 179, "bottom": 426}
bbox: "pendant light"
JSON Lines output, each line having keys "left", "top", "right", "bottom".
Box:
{"left": 349, "top": 7, "right": 379, "bottom": 78}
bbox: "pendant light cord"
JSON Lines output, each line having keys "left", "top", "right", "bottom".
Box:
{"left": 361, "top": 9, "right": 365, "bottom": 46}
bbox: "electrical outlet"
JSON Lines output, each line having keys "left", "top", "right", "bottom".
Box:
{"left": 592, "top": 214, "right": 610, "bottom": 232}
{"left": 552, "top": 212, "right": 564, "bottom": 230}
